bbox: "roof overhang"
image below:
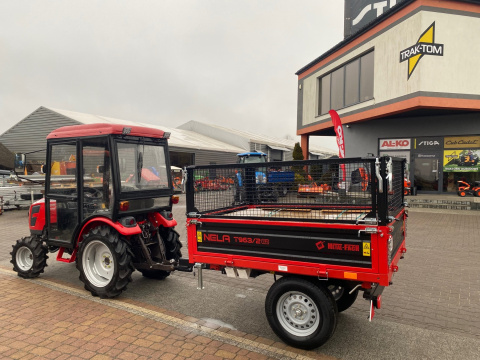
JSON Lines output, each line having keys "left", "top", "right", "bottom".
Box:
{"left": 267, "top": 145, "right": 291, "bottom": 152}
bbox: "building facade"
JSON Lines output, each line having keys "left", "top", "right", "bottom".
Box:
{"left": 296, "top": 0, "right": 480, "bottom": 193}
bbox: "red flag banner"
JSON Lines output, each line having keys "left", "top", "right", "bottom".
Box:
{"left": 329, "top": 110, "right": 345, "bottom": 158}
{"left": 329, "top": 110, "right": 346, "bottom": 182}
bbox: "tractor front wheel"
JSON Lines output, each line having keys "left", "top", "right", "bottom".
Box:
{"left": 11, "top": 236, "right": 48, "bottom": 278}
{"left": 76, "top": 226, "right": 134, "bottom": 298}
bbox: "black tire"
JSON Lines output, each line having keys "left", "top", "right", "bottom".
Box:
{"left": 10, "top": 236, "right": 48, "bottom": 278}
{"left": 139, "top": 269, "right": 170, "bottom": 280}
{"left": 160, "top": 227, "right": 182, "bottom": 260}
{"left": 265, "top": 276, "right": 337, "bottom": 349}
{"left": 140, "top": 227, "right": 182, "bottom": 280}
{"left": 76, "top": 226, "right": 134, "bottom": 298}
{"left": 328, "top": 283, "right": 359, "bottom": 313}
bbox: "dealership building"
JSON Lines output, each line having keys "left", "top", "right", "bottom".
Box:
{"left": 296, "top": 0, "right": 480, "bottom": 193}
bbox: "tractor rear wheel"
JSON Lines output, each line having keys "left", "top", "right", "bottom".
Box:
{"left": 140, "top": 228, "right": 182, "bottom": 280}
{"left": 458, "top": 191, "right": 466, "bottom": 197}
{"left": 11, "top": 236, "right": 48, "bottom": 278}
{"left": 76, "top": 226, "right": 134, "bottom": 298}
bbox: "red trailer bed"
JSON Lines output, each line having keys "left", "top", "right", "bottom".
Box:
{"left": 185, "top": 156, "right": 407, "bottom": 349}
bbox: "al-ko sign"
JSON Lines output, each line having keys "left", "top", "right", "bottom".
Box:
{"left": 400, "top": 22, "right": 444, "bottom": 79}
{"left": 379, "top": 138, "right": 411, "bottom": 150}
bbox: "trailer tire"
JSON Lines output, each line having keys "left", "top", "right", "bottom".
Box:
{"left": 76, "top": 226, "right": 134, "bottom": 298}
{"left": 265, "top": 276, "right": 337, "bottom": 349}
{"left": 328, "top": 283, "right": 359, "bottom": 313}
{"left": 11, "top": 236, "right": 48, "bottom": 278}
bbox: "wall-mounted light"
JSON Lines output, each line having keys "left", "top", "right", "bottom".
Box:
{"left": 298, "top": 84, "right": 302, "bottom": 90}
{"left": 345, "top": 124, "right": 350, "bottom": 128}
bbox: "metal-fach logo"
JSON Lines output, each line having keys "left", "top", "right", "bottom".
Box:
{"left": 400, "top": 22, "right": 444, "bottom": 79}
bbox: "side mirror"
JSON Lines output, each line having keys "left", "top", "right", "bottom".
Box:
{"left": 14, "top": 153, "right": 26, "bottom": 174}
{"left": 40, "top": 164, "right": 46, "bottom": 174}
{"left": 97, "top": 165, "right": 105, "bottom": 174}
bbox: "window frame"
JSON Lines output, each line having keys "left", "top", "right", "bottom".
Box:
{"left": 318, "top": 49, "right": 374, "bottom": 116}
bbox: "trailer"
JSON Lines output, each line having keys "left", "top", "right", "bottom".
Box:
{"left": 185, "top": 156, "right": 407, "bottom": 349}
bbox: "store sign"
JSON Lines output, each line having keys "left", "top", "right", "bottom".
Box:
{"left": 444, "top": 136, "right": 480, "bottom": 149}
{"left": 414, "top": 137, "right": 442, "bottom": 150}
{"left": 443, "top": 149, "right": 480, "bottom": 172}
{"left": 344, "top": 0, "right": 406, "bottom": 38}
{"left": 379, "top": 138, "right": 411, "bottom": 150}
{"left": 400, "top": 22, "right": 444, "bottom": 79}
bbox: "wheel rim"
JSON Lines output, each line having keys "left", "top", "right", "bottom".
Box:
{"left": 328, "top": 284, "right": 345, "bottom": 301}
{"left": 276, "top": 291, "right": 320, "bottom": 336}
{"left": 16, "top": 247, "right": 33, "bottom": 271}
{"left": 82, "top": 240, "right": 114, "bottom": 287}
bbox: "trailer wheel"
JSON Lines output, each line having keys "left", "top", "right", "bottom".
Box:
{"left": 328, "top": 284, "right": 359, "bottom": 313}
{"left": 76, "top": 226, "right": 134, "bottom": 298}
{"left": 265, "top": 277, "right": 337, "bottom": 349}
{"left": 475, "top": 190, "right": 480, "bottom": 197}
{"left": 10, "top": 236, "right": 48, "bottom": 278}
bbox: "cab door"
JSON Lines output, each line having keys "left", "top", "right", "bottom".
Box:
{"left": 46, "top": 141, "right": 80, "bottom": 245}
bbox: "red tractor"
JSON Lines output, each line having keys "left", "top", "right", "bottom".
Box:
{"left": 10, "top": 123, "right": 189, "bottom": 298}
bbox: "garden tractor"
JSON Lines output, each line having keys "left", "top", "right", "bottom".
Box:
{"left": 10, "top": 123, "right": 189, "bottom": 298}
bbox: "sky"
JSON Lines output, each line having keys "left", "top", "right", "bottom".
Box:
{"left": 0, "top": 1, "right": 344, "bottom": 151}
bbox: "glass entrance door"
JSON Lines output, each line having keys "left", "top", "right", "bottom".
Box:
{"left": 414, "top": 155, "right": 440, "bottom": 192}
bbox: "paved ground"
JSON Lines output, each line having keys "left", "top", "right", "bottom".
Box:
{"left": 0, "top": 197, "right": 479, "bottom": 359}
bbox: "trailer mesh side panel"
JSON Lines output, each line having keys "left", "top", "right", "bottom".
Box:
{"left": 187, "top": 158, "right": 380, "bottom": 223}
{"left": 388, "top": 158, "right": 405, "bottom": 218}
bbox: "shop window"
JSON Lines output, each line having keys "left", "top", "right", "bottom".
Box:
{"left": 360, "top": 51, "right": 374, "bottom": 102}
{"left": 330, "top": 68, "right": 344, "bottom": 111}
{"left": 319, "top": 75, "right": 331, "bottom": 115}
{"left": 318, "top": 50, "right": 374, "bottom": 115}
{"left": 345, "top": 59, "right": 360, "bottom": 106}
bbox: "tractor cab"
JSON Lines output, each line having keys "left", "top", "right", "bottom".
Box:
{"left": 42, "top": 124, "right": 173, "bottom": 246}
{"left": 236, "top": 152, "right": 267, "bottom": 164}
{"left": 12, "top": 123, "right": 186, "bottom": 299}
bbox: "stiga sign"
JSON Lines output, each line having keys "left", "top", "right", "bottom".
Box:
{"left": 414, "top": 137, "right": 442, "bottom": 150}
{"left": 379, "top": 138, "right": 411, "bottom": 150}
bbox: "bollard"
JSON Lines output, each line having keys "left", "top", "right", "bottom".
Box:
{"left": 194, "top": 263, "right": 205, "bottom": 290}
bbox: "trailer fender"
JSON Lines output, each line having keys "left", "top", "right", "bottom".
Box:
{"left": 78, "top": 217, "right": 142, "bottom": 244}
{"left": 148, "top": 211, "right": 177, "bottom": 228}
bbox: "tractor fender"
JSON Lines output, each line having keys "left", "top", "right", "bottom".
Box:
{"left": 148, "top": 211, "right": 177, "bottom": 228}
{"left": 78, "top": 217, "right": 142, "bottom": 243}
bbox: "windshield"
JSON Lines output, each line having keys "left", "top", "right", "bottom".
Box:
{"left": 117, "top": 141, "right": 170, "bottom": 192}
{"left": 239, "top": 155, "right": 267, "bottom": 164}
